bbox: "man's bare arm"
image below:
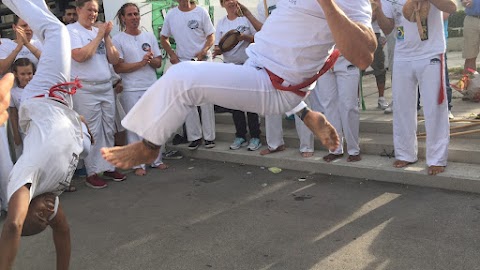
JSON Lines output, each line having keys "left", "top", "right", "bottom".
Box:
{"left": 0, "top": 186, "right": 30, "bottom": 270}
{"left": 0, "top": 73, "right": 14, "bottom": 125}
{"left": 318, "top": 0, "right": 377, "bottom": 70}
{"left": 373, "top": 0, "right": 395, "bottom": 35}
{"left": 160, "top": 35, "right": 179, "bottom": 64}
{"left": 429, "top": 0, "right": 457, "bottom": 14}
{"left": 50, "top": 206, "right": 71, "bottom": 270}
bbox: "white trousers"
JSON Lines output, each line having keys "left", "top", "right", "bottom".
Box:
{"left": 392, "top": 57, "right": 449, "bottom": 166}
{"left": 185, "top": 104, "right": 215, "bottom": 141}
{"left": 122, "top": 61, "right": 304, "bottom": 146}
{"left": 73, "top": 82, "right": 116, "bottom": 175}
{"left": 264, "top": 112, "right": 314, "bottom": 153}
{"left": 120, "top": 90, "right": 163, "bottom": 169}
{"left": 313, "top": 57, "right": 360, "bottom": 155}
{"left": 0, "top": 125, "right": 13, "bottom": 211}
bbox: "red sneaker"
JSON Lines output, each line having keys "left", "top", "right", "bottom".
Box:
{"left": 85, "top": 174, "right": 108, "bottom": 189}
{"left": 103, "top": 171, "right": 127, "bottom": 182}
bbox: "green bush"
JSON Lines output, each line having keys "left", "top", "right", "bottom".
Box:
{"left": 449, "top": 10, "right": 466, "bottom": 28}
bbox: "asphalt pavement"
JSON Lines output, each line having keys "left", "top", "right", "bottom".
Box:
{"left": 4, "top": 158, "right": 480, "bottom": 270}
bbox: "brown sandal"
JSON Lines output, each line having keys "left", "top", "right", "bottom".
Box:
{"left": 347, "top": 154, "right": 362, "bottom": 162}
{"left": 323, "top": 153, "right": 343, "bottom": 162}
{"left": 260, "top": 145, "right": 286, "bottom": 156}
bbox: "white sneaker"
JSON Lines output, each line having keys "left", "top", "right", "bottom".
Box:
{"left": 384, "top": 102, "right": 393, "bottom": 114}
{"left": 448, "top": 110, "right": 454, "bottom": 120}
{"left": 378, "top": 98, "right": 389, "bottom": 110}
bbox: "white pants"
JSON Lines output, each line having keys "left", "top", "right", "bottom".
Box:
{"left": 392, "top": 57, "right": 449, "bottom": 166}
{"left": 185, "top": 104, "right": 215, "bottom": 141}
{"left": 73, "top": 82, "right": 116, "bottom": 175}
{"left": 120, "top": 90, "right": 163, "bottom": 169}
{"left": 313, "top": 57, "right": 360, "bottom": 156}
{"left": 123, "top": 61, "right": 304, "bottom": 146}
{"left": 0, "top": 125, "right": 13, "bottom": 211}
{"left": 264, "top": 113, "right": 314, "bottom": 153}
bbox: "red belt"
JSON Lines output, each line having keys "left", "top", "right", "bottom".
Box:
{"left": 34, "top": 78, "right": 82, "bottom": 104}
{"left": 265, "top": 49, "right": 341, "bottom": 97}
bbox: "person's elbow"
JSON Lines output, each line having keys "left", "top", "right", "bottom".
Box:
{"left": 3, "top": 220, "right": 23, "bottom": 236}
{"left": 443, "top": 2, "right": 457, "bottom": 14}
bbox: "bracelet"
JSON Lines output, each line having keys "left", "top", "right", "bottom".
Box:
{"left": 296, "top": 107, "right": 310, "bottom": 121}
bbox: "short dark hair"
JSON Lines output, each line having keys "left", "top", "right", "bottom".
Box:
{"left": 64, "top": 5, "right": 76, "bottom": 14}
{"left": 21, "top": 216, "right": 48, "bottom": 236}
{"left": 13, "top": 15, "right": 20, "bottom": 25}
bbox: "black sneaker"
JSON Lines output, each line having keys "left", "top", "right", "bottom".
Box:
{"left": 162, "top": 150, "right": 183, "bottom": 160}
{"left": 188, "top": 139, "right": 202, "bottom": 150}
{"left": 204, "top": 140, "right": 216, "bottom": 148}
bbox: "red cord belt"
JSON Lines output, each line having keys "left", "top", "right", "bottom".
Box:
{"left": 34, "top": 78, "right": 83, "bottom": 104}
{"left": 265, "top": 49, "right": 341, "bottom": 97}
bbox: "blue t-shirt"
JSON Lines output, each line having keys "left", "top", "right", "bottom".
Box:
{"left": 465, "top": 1, "right": 480, "bottom": 16}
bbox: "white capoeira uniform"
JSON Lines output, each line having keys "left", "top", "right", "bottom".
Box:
{"left": 257, "top": 0, "right": 314, "bottom": 154}
{"left": 382, "top": 0, "right": 449, "bottom": 166}
{"left": 68, "top": 22, "right": 116, "bottom": 176}
{"left": 1, "top": 0, "right": 90, "bottom": 212}
{"left": 122, "top": 0, "right": 372, "bottom": 147}
{"left": 160, "top": 6, "right": 216, "bottom": 143}
{"left": 0, "top": 38, "right": 43, "bottom": 68}
{"left": 312, "top": 56, "right": 360, "bottom": 156}
{"left": 9, "top": 86, "right": 26, "bottom": 159}
{"left": 112, "top": 31, "right": 164, "bottom": 169}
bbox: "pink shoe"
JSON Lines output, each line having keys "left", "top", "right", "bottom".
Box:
{"left": 103, "top": 170, "right": 127, "bottom": 182}
{"left": 85, "top": 174, "right": 108, "bottom": 189}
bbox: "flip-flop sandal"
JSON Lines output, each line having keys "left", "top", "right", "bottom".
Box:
{"left": 323, "top": 153, "right": 343, "bottom": 162}
{"left": 347, "top": 154, "right": 362, "bottom": 162}
{"left": 260, "top": 145, "right": 286, "bottom": 156}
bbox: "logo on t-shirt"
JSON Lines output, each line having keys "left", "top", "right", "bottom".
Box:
{"left": 142, "top": 43, "right": 151, "bottom": 52}
{"left": 268, "top": 5, "right": 277, "bottom": 14}
{"left": 188, "top": 20, "right": 200, "bottom": 29}
{"left": 236, "top": 25, "right": 249, "bottom": 33}
{"left": 396, "top": 26, "right": 405, "bottom": 40}
{"left": 57, "top": 153, "right": 79, "bottom": 192}
{"left": 430, "top": 58, "right": 441, "bottom": 65}
{"left": 97, "top": 41, "right": 106, "bottom": 55}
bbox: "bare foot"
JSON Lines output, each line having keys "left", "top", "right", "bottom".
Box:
{"left": 260, "top": 145, "right": 286, "bottom": 156}
{"left": 302, "top": 110, "right": 340, "bottom": 151}
{"left": 393, "top": 160, "right": 416, "bottom": 168}
{"left": 134, "top": 168, "right": 147, "bottom": 176}
{"left": 152, "top": 163, "right": 169, "bottom": 170}
{"left": 301, "top": 152, "right": 314, "bottom": 158}
{"left": 347, "top": 154, "right": 362, "bottom": 162}
{"left": 428, "top": 166, "right": 445, "bottom": 175}
{"left": 101, "top": 141, "right": 160, "bottom": 170}
{"left": 323, "top": 153, "right": 343, "bottom": 162}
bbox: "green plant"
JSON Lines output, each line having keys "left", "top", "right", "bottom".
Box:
{"left": 449, "top": 10, "right": 466, "bottom": 28}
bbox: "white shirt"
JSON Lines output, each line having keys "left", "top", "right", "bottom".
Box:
{"left": 112, "top": 31, "right": 161, "bottom": 91}
{"left": 67, "top": 22, "right": 112, "bottom": 82}
{"left": 381, "top": 0, "right": 445, "bottom": 61}
{"left": 160, "top": 6, "right": 215, "bottom": 61}
{"left": 246, "top": 0, "right": 372, "bottom": 85}
{"left": 215, "top": 16, "right": 256, "bottom": 64}
{"left": 257, "top": 0, "right": 279, "bottom": 23}
{"left": 0, "top": 38, "right": 43, "bottom": 68}
{"left": 9, "top": 86, "right": 23, "bottom": 110}
{"left": 7, "top": 98, "right": 84, "bottom": 203}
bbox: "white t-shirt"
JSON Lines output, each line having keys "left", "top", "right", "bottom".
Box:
{"left": 257, "top": 0, "right": 279, "bottom": 23}
{"left": 0, "top": 38, "right": 43, "bottom": 68}
{"left": 160, "top": 6, "right": 215, "bottom": 61}
{"left": 112, "top": 31, "right": 161, "bottom": 91}
{"left": 246, "top": 0, "right": 372, "bottom": 85}
{"left": 215, "top": 16, "right": 256, "bottom": 64}
{"left": 67, "top": 22, "right": 112, "bottom": 82}
{"left": 381, "top": 0, "right": 445, "bottom": 61}
{"left": 0, "top": 125, "right": 13, "bottom": 212}
{"left": 7, "top": 98, "right": 84, "bottom": 203}
{"left": 9, "top": 86, "right": 23, "bottom": 110}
